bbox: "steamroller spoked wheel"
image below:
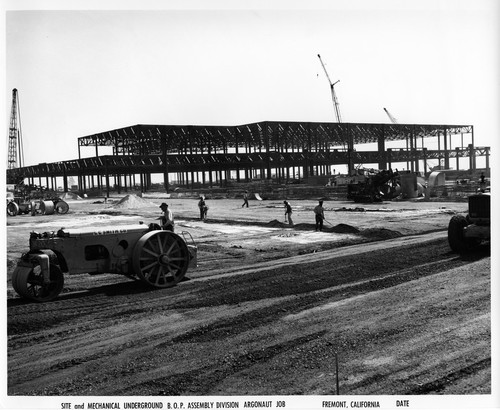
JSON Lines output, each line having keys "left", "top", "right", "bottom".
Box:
{"left": 133, "top": 230, "right": 189, "bottom": 288}
{"left": 55, "top": 200, "right": 69, "bottom": 214}
{"left": 15, "top": 262, "right": 64, "bottom": 302}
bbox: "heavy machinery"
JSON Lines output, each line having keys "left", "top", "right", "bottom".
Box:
{"left": 347, "top": 168, "right": 400, "bottom": 202}
{"left": 11, "top": 223, "right": 197, "bottom": 302}
{"left": 448, "top": 192, "right": 490, "bottom": 254}
{"left": 7, "top": 88, "right": 24, "bottom": 172}
{"left": 383, "top": 107, "right": 399, "bottom": 124}
{"left": 317, "top": 54, "right": 342, "bottom": 123}
{"left": 7, "top": 184, "right": 69, "bottom": 216}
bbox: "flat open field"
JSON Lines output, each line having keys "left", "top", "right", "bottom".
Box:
{"left": 5, "top": 194, "right": 491, "bottom": 396}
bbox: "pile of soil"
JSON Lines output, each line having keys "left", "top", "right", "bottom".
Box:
{"left": 108, "top": 194, "right": 156, "bottom": 209}
{"left": 334, "top": 206, "right": 366, "bottom": 212}
{"left": 60, "top": 192, "right": 82, "bottom": 200}
{"left": 266, "top": 219, "right": 289, "bottom": 228}
{"left": 326, "top": 223, "right": 360, "bottom": 233}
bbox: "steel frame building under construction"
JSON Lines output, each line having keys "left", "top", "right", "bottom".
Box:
{"left": 6, "top": 121, "right": 490, "bottom": 196}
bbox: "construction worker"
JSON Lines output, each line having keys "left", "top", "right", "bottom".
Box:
{"left": 198, "top": 196, "right": 208, "bottom": 221}
{"left": 159, "top": 203, "right": 174, "bottom": 232}
{"left": 314, "top": 200, "right": 325, "bottom": 231}
{"left": 284, "top": 200, "right": 293, "bottom": 226}
{"left": 242, "top": 190, "right": 249, "bottom": 208}
{"left": 479, "top": 172, "right": 486, "bottom": 192}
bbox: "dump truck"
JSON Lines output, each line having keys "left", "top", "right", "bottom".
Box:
{"left": 448, "top": 192, "right": 490, "bottom": 254}
{"left": 11, "top": 223, "right": 197, "bottom": 302}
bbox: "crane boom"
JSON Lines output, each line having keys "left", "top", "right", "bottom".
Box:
{"left": 383, "top": 107, "right": 399, "bottom": 124}
{"left": 317, "top": 54, "right": 342, "bottom": 123}
{"left": 8, "top": 88, "right": 24, "bottom": 169}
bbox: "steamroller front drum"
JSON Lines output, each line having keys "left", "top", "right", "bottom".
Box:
{"left": 40, "top": 200, "right": 55, "bottom": 215}
{"left": 11, "top": 265, "right": 26, "bottom": 295}
{"left": 7, "top": 201, "right": 19, "bottom": 216}
{"left": 13, "top": 262, "right": 64, "bottom": 302}
{"left": 133, "top": 230, "right": 190, "bottom": 288}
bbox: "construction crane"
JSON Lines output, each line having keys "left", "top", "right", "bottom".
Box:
{"left": 383, "top": 107, "right": 399, "bottom": 124}
{"left": 317, "top": 54, "right": 342, "bottom": 123}
{"left": 384, "top": 107, "right": 412, "bottom": 170}
{"left": 8, "top": 88, "right": 24, "bottom": 169}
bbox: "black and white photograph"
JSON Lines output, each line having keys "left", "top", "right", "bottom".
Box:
{"left": 2, "top": 0, "right": 498, "bottom": 409}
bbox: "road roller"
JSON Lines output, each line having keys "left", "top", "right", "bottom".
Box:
{"left": 7, "top": 197, "right": 69, "bottom": 216}
{"left": 448, "top": 191, "right": 490, "bottom": 254}
{"left": 11, "top": 223, "right": 197, "bottom": 302}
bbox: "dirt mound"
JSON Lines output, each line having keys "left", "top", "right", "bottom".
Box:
{"left": 266, "top": 219, "right": 289, "bottom": 228}
{"left": 108, "top": 194, "right": 156, "bottom": 209}
{"left": 325, "top": 223, "right": 360, "bottom": 234}
{"left": 335, "top": 206, "right": 366, "bottom": 212}
{"left": 359, "top": 227, "right": 403, "bottom": 240}
{"left": 60, "top": 192, "right": 82, "bottom": 200}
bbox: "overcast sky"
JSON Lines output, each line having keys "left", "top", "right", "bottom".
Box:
{"left": 3, "top": 0, "right": 499, "bottom": 168}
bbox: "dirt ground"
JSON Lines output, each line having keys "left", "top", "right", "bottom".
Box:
{"left": 5, "top": 193, "right": 491, "bottom": 397}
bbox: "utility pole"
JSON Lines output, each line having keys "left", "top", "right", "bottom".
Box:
{"left": 8, "top": 88, "right": 24, "bottom": 169}
{"left": 317, "top": 54, "right": 342, "bottom": 123}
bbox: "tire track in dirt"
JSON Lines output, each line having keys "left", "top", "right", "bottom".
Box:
{"left": 7, "top": 234, "right": 490, "bottom": 395}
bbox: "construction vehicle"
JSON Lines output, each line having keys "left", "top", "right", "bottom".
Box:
{"left": 7, "top": 88, "right": 24, "bottom": 172}
{"left": 318, "top": 54, "right": 342, "bottom": 123}
{"left": 347, "top": 168, "right": 400, "bottom": 202}
{"left": 11, "top": 223, "right": 198, "bottom": 302}
{"left": 448, "top": 192, "right": 490, "bottom": 254}
{"left": 7, "top": 183, "right": 69, "bottom": 216}
{"left": 383, "top": 107, "right": 399, "bottom": 124}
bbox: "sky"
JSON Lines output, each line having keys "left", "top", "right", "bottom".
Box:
{"left": 2, "top": 0, "right": 499, "bottom": 169}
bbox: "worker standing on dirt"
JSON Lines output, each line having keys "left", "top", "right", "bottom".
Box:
{"left": 284, "top": 200, "right": 293, "bottom": 226}
{"left": 198, "top": 196, "right": 208, "bottom": 221}
{"left": 313, "top": 200, "right": 325, "bottom": 231}
{"left": 479, "top": 172, "right": 486, "bottom": 192}
{"left": 242, "top": 190, "right": 249, "bottom": 208}
{"left": 159, "top": 203, "right": 174, "bottom": 232}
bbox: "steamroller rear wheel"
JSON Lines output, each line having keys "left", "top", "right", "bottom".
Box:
{"left": 133, "top": 230, "right": 189, "bottom": 288}
{"left": 13, "top": 262, "right": 64, "bottom": 302}
{"left": 55, "top": 200, "right": 69, "bottom": 214}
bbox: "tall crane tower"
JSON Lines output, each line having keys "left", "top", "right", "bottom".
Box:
{"left": 383, "top": 107, "right": 399, "bottom": 124}
{"left": 8, "top": 88, "right": 24, "bottom": 169}
{"left": 317, "top": 54, "right": 342, "bottom": 123}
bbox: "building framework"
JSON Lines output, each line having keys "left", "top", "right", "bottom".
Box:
{"left": 6, "top": 121, "right": 490, "bottom": 195}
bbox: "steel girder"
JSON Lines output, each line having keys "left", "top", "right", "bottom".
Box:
{"left": 77, "top": 122, "right": 473, "bottom": 155}
{"left": 7, "top": 121, "right": 480, "bottom": 185}
{"left": 8, "top": 146, "right": 489, "bottom": 184}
